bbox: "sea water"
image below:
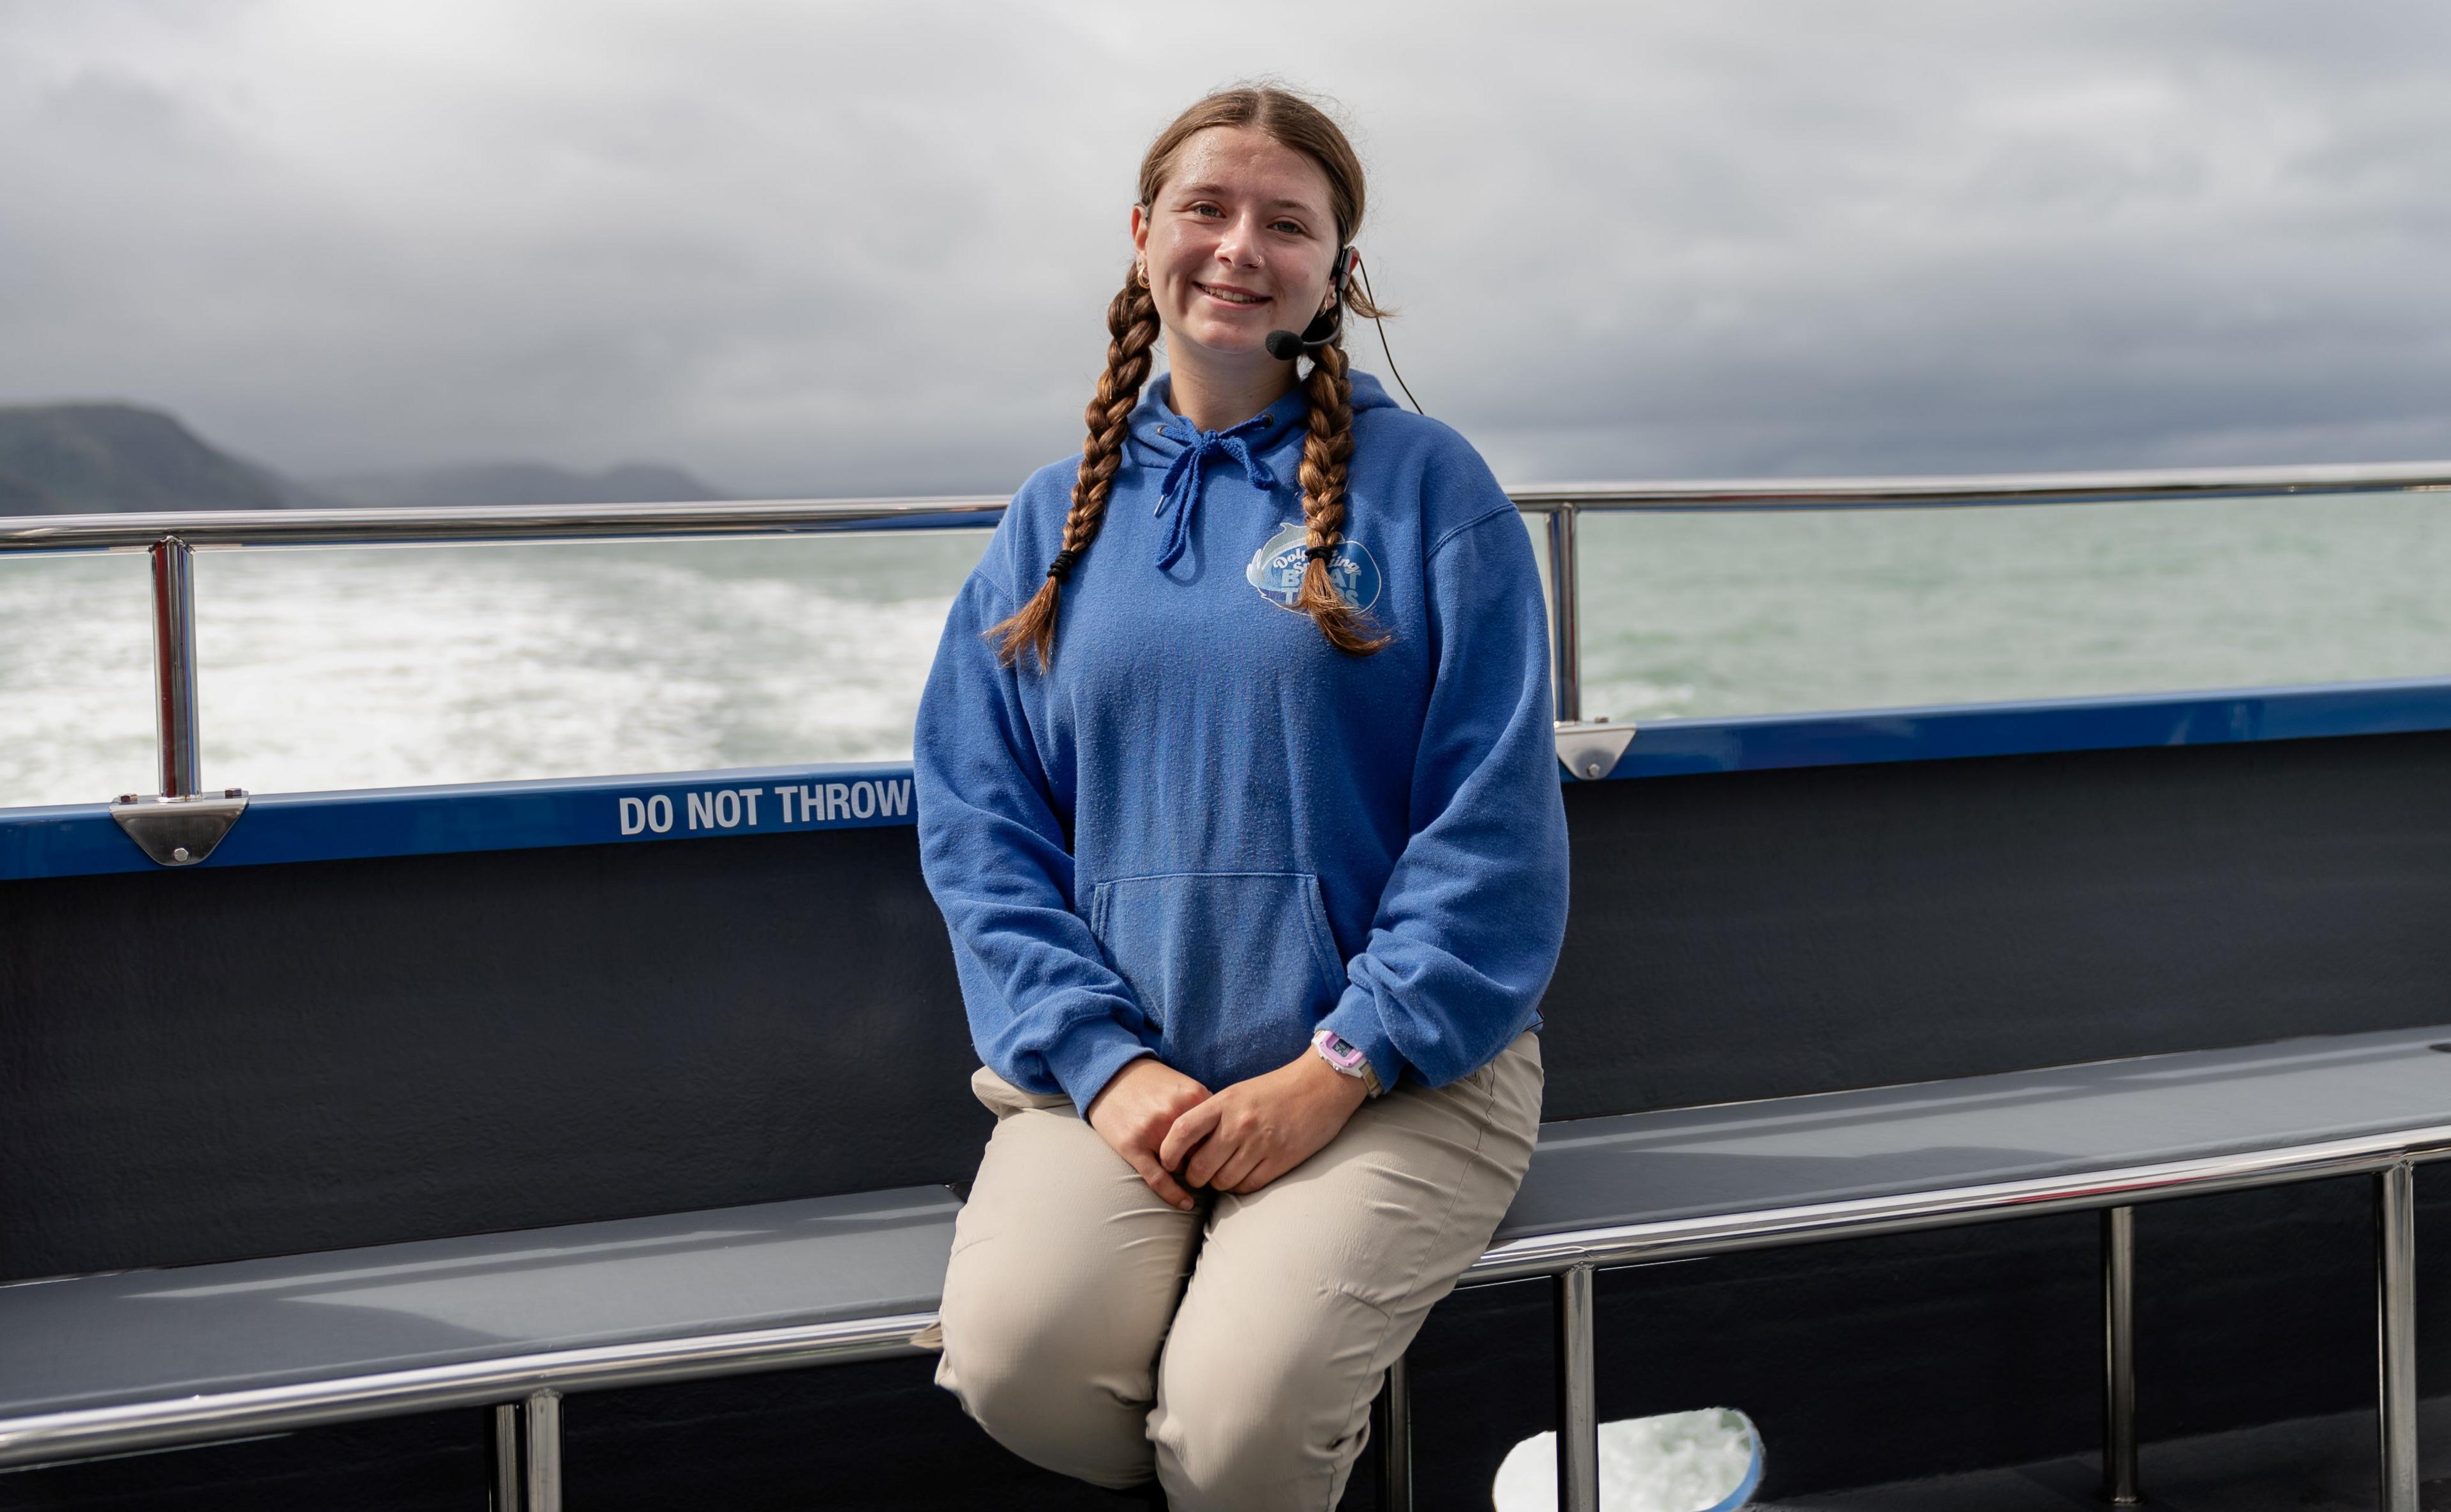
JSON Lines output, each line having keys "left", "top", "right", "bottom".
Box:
{"left": 4, "top": 492, "right": 2451, "bottom": 809}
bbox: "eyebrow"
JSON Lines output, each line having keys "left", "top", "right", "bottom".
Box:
{"left": 1171, "top": 183, "right": 1323, "bottom": 214}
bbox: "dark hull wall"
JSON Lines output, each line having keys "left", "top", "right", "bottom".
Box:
{"left": 8, "top": 730, "right": 2451, "bottom": 1506}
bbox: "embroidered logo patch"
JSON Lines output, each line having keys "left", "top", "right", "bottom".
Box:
{"left": 1245, "top": 521, "right": 1382, "bottom": 614}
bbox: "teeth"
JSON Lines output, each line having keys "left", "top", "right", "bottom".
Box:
{"left": 1200, "top": 284, "right": 1264, "bottom": 304}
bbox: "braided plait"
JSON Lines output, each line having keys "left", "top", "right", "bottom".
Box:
{"left": 990, "top": 267, "right": 1160, "bottom": 670}
{"left": 1296, "top": 338, "right": 1390, "bottom": 655}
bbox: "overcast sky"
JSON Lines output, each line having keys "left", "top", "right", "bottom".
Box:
{"left": 4, "top": 1, "right": 2447, "bottom": 495}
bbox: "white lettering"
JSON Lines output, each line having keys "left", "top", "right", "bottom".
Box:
{"left": 640, "top": 778, "right": 913, "bottom": 830}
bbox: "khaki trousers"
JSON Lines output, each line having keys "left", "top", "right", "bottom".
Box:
{"left": 932, "top": 1033, "right": 1543, "bottom": 1511}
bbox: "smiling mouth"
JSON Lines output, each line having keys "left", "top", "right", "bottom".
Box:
{"left": 1194, "top": 281, "right": 1269, "bottom": 306}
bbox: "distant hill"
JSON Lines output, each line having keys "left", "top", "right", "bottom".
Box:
{"left": 0, "top": 403, "right": 325, "bottom": 514}
{"left": 0, "top": 401, "right": 731, "bottom": 516}
{"left": 316, "top": 461, "right": 728, "bottom": 509}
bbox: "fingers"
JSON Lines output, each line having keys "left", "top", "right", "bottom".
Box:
{"left": 1210, "top": 1141, "right": 1266, "bottom": 1194}
{"left": 1158, "top": 1097, "right": 1222, "bottom": 1172}
{"left": 1128, "top": 1149, "right": 1198, "bottom": 1211}
{"left": 1179, "top": 1101, "right": 1239, "bottom": 1187}
{"left": 1185, "top": 1119, "right": 1246, "bottom": 1190}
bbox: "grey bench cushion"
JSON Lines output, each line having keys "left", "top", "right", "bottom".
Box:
{"left": 0, "top": 1186, "right": 958, "bottom": 1421}
{"left": 1500, "top": 1024, "right": 2451, "bottom": 1244}
{"left": 8, "top": 1026, "right": 2451, "bottom": 1439}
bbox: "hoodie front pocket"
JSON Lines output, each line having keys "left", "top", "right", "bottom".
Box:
{"left": 1088, "top": 871, "right": 1347, "bottom": 1091}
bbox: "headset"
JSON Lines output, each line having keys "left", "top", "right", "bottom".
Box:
{"left": 1266, "top": 247, "right": 1423, "bottom": 414}
{"left": 1263, "top": 246, "right": 1355, "bottom": 359}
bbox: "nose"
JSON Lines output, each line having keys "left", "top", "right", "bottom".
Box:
{"left": 1213, "top": 209, "right": 1264, "bottom": 269}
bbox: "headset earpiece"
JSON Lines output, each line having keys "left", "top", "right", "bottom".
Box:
{"left": 1306, "top": 246, "right": 1354, "bottom": 340}
{"left": 1264, "top": 246, "right": 1361, "bottom": 362}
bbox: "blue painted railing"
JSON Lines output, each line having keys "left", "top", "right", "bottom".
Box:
{"left": 7, "top": 677, "right": 2449, "bottom": 883}
{"left": 1605, "top": 677, "right": 2451, "bottom": 777}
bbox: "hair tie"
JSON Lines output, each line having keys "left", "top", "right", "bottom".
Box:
{"left": 1047, "top": 548, "right": 1082, "bottom": 583}
{"left": 1303, "top": 544, "right": 1337, "bottom": 562}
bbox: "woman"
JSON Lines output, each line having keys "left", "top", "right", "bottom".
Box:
{"left": 913, "top": 85, "right": 1568, "bottom": 1509}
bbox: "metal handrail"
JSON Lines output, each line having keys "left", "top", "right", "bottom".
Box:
{"left": 6, "top": 458, "right": 2451, "bottom": 556}
{"left": 0, "top": 1310, "right": 938, "bottom": 1472}
{"left": 0, "top": 496, "right": 1013, "bottom": 553}
{"left": 1506, "top": 458, "right": 2451, "bottom": 512}
{"left": 7, "top": 457, "right": 2450, "bottom": 798}
{"left": 1466, "top": 1118, "right": 2451, "bottom": 1284}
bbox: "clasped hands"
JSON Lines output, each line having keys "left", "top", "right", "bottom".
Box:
{"left": 1084, "top": 1050, "right": 1368, "bottom": 1211}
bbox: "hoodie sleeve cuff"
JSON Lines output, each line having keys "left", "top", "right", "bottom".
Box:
{"left": 1043, "top": 1014, "right": 1155, "bottom": 1114}
{"left": 1321, "top": 987, "right": 1406, "bottom": 1094}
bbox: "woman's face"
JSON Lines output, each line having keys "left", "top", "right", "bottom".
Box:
{"left": 1132, "top": 126, "right": 1340, "bottom": 368}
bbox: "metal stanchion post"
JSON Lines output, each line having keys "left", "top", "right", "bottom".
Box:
{"left": 488, "top": 1401, "right": 523, "bottom": 1511}
{"left": 2101, "top": 1205, "right": 2140, "bottom": 1504}
{"left": 1374, "top": 1352, "right": 1413, "bottom": 1511}
{"left": 1543, "top": 506, "right": 1581, "bottom": 724}
{"left": 523, "top": 1389, "right": 562, "bottom": 1512}
{"left": 2376, "top": 1162, "right": 2417, "bottom": 1512}
{"left": 1555, "top": 1262, "right": 1598, "bottom": 1512}
{"left": 148, "top": 536, "right": 200, "bottom": 798}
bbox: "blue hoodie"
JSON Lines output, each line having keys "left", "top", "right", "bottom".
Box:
{"left": 913, "top": 370, "right": 1568, "bottom": 1111}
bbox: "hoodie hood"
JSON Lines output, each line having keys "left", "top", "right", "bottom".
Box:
{"left": 1125, "top": 371, "right": 1401, "bottom": 573}
{"left": 1127, "top": 370, "right": 1400, "bottom": 469}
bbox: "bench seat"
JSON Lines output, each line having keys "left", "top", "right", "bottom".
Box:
{"left": 1495, "top": 1022, "right": 2451, "bottom": 1249}
{"left": 0, "top": 1187, "right": 960, "bottom": 1457}
{"left": 8, "top": 1026, "right": 2451, "bottom": 1508}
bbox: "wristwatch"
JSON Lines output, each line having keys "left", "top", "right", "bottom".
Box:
{"left": 1312, "top": 1027, "right": 1385, "bottom": 1098}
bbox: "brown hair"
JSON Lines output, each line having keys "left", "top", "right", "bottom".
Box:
{"left": 992, "top": 85, "right": 1390, "bottom": 670}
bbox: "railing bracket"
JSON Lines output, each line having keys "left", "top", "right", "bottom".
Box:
{"left": 1555, "top": 722, "right": 1637, "bottom": 782}
{"left": 110, "top": 790, "right": 248, "bottom": 867}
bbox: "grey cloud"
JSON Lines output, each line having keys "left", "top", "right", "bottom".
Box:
{"left": 1, "top": 0, "right": 2447, "bottom": 496}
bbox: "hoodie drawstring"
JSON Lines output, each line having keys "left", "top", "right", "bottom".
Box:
{"left": 1152, "top": 412, "right": 1278, "bottom": 572}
